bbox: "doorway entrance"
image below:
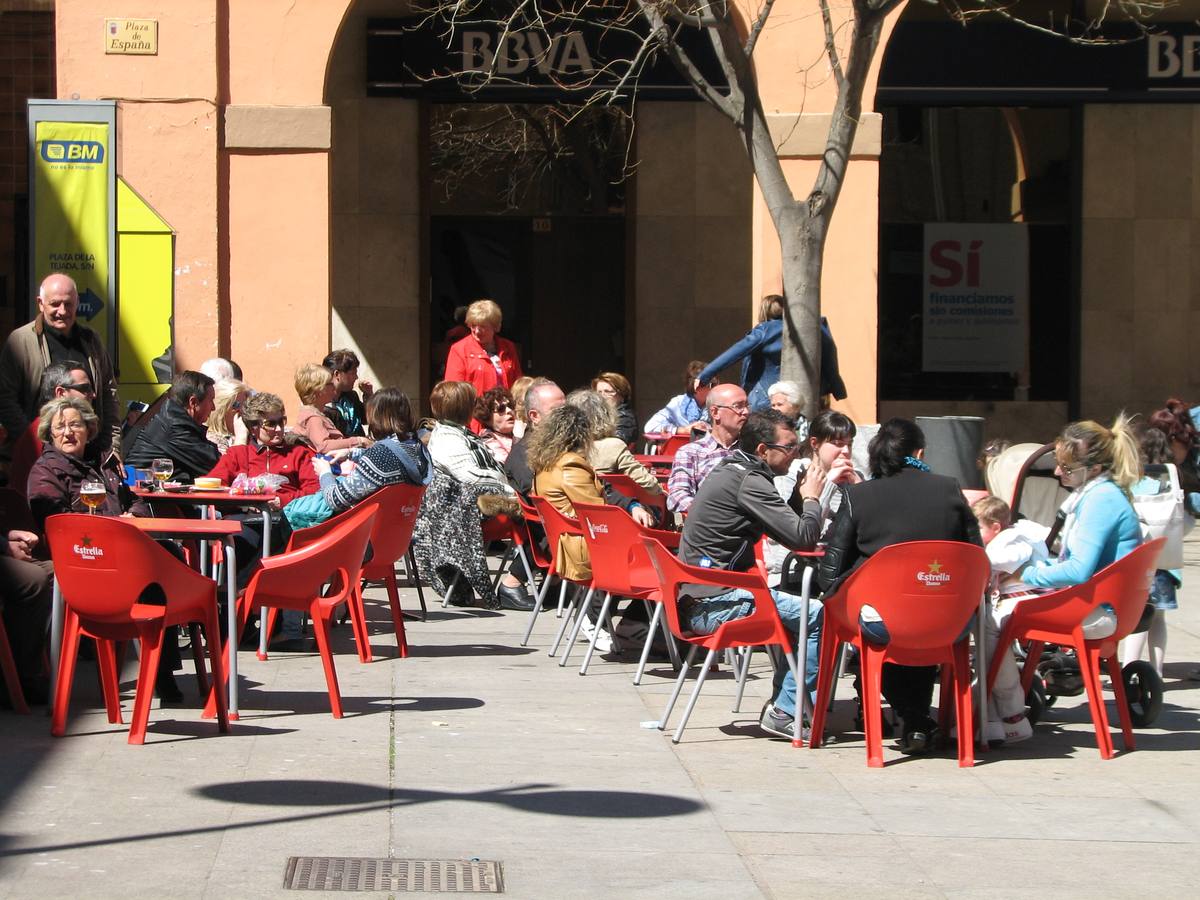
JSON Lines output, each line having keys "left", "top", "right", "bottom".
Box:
{"left": 427, "top": 103, "right": 629, "bottom": 390}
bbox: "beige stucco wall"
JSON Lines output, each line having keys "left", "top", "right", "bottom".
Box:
{"left": 1080, "top": 104, "right": 1197, "bottom": 422}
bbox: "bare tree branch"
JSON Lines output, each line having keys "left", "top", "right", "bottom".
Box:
{"left": 818, "top": 0, "right": 845, "bottom": 88}
{"left": 744, "top": 0, "right": 777, "bottom": 58}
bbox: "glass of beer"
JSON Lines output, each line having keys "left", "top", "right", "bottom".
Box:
{"left": 151, "top": 458, "right": 174, "bottom": 491}
{"left": 80, "top": 480, "right": 106, "bottom": 515}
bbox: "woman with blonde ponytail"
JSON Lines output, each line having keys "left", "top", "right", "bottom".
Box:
{"left": 1021, "top": 414, "right": 1143, "bottom": 592}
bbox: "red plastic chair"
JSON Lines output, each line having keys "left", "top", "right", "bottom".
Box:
{"left": 598, "top": 472, "right": 668, "bottom": 522}
{"left": 44, "top": 513, "right": 229, "bottom": 745}
{"left": 205, "top": 503, "right": 379, "bottom": 719}
{"left": 527, "top": 496, "right": 596, "bottom": 654}
{"left": 641, "top": 433, "right": 690, "bottom": 458}
{"left": 352, "top": 484, "right": 427, "bottom": 659}
{"left": 808, "top": 541, "right": 991, "bottom": 767}
{"left": 572, "top": 501, "right": 682, "bottom": 678}
{"left": 641, "top": 536, "right": 798, "bottom": 744}
{"left": 985, "top": 537, "right": 1164, "bottom": 759}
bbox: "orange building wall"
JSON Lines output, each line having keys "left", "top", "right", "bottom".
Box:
{"left": 55, "top": 0, "right": 220, "bottom": 371}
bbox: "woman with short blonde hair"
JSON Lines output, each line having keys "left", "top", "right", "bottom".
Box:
{"left": 444, "top": 297, "right": 523, "bottom": 397}
{"left": 294, "top": 363, "right": 371, "bottom": 453}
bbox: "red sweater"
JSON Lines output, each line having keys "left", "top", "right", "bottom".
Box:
{"left": 206, "top": 441, "right": 319, "bottom": 507}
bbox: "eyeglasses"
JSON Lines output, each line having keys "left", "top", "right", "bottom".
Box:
{"left": 1056, "top": 459, "right": 1081, "bottom": 475}
{"left": 494, "top": 403, "right": 513, "bottom": 413}
{"left": 714, "top": 402, "right": 750, "bottom": 413}
{"left": 65, "top": 382, "right": 95, "bottom": 396}
{"left": 256, "top": 417, "right": 287, "bottom": 429}
{"left": 51, "top": 421, "right": 88, "bottom": 434}
{"left": 764, "top": 441, "right": 800, "bottom": 454}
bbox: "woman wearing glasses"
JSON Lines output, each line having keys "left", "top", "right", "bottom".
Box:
{"left": 473, "top": 387, "right": 517, "bottom": 464}
{"left": 204, "top": 392, "right": 321, "bottom": 509}
{"left": 27, "top": 395, "right": 150, "bottom": 528}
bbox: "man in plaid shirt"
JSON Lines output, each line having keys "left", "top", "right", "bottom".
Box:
{"left": 667, "top": 384, "right": 749, "bottom": 513}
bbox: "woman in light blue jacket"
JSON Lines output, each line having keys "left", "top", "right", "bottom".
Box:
{"left": 1021, "top": 415, "right": 1142, "bottom": 598}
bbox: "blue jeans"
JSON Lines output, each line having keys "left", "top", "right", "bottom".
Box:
{"left": 681, "top": 588, "right": 823, "bottom": 718}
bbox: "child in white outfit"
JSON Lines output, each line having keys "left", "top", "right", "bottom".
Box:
{"left": 972, "top": 496, "right": 1050, "bottom": 744}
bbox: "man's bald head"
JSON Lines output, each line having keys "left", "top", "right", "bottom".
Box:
{"left": 525, "top": 380, "right": 566, "bottom": 429}
{"left": 707, "top": 383, "right": 749, "bottom": 442}
{"left": 37, "top": 273, "right": 79, "bottom": 335}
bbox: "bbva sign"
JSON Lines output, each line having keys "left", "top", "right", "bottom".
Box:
{"left": 460, "top": 29, "right": 594, "bottom": 76}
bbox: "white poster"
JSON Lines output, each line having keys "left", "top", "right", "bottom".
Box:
{"left": 922, "top": 223, "right": 1028, "bottom": 373}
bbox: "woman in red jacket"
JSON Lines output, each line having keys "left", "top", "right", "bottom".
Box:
{"left": 205, "top": 392, "right": 320, "bottom": 509}
{"left": 444, "top": 299, "right": 523, "bottom": 395}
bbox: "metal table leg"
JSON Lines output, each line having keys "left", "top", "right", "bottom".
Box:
{"left": 49, "top": 578, "right": 63, "bottom": 716}
{"left": 257, "top": 507, "right": 272, "bottom": 661}
{"left": 976, "top": 592, "right": 988, "bottom": 749}
{"left": 794, "top": 565, "right": 814, "bottom": 748}
{"left": 225, "top": 536, "right": 240, "bottom": 720}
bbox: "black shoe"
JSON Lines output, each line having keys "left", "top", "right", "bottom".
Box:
{"left": 898, "top": 723, "right": 939, "bottom": 756}
{"left": 156, "top": 671, "right": 184, "bottom": 704}
{"left": 496, "top": 582, "right": 536, "bottom": 611}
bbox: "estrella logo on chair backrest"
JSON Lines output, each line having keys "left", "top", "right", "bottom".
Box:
{"left": 915, "top": 559, "right": 951, "bottom": 587}
{"left": 71, "top": 535, "right": 105, "bottom": 561}
{"left": 40, "top": 140, "right": 105, "bottom": 164}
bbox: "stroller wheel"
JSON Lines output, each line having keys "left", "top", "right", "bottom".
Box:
{"left": 1025, "top": 676, "right": 1047, "bottom": 726}
{"left": 1122, "top": 660, "right": 1163, "bottom": 727}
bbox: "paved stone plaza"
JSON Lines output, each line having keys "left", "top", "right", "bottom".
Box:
{"left": 1, "top": 542, "right": 1198, "bottom": 899}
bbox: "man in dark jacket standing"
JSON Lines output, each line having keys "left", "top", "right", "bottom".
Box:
{"left": 679, "top": 409, "right": 826, "bottom": 739}
{"left": 126, "top": 370, "right": 219, "bottom": 481}
{"left": 0, "top": 273, "right": 121, "bottom": 456}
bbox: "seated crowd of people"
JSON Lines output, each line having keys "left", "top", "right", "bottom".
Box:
{"left": 0, "top": 284, "right": 1188, "bottom": 758}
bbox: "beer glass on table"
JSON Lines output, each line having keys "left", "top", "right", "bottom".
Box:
{"left": 80, "top": 480, "right": 106, "bottom": 515}
{"left": 151, "top": 458, "right": 173, "bottom": 491}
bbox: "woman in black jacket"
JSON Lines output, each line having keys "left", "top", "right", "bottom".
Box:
{"left": 817, "top": 418, "right": 982, "bottom": 754}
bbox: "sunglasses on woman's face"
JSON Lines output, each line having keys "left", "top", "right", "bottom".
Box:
{"left": 495, "top": 403, "right": 513, "bottom": 413}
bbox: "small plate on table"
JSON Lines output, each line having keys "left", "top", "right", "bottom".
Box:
{"left": 161, "top": 482, "right": 189, "bottom": 492}
{"left": 190, "top": 484, "right": 227, "bottom": 492}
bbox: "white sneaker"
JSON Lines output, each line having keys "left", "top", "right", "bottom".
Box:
{"left": 578, "top": 618, "right": 614, "bottom": 653}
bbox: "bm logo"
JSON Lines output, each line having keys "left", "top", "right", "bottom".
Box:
{"left": 41, "top": 140, "right": 104, "bottom": 164}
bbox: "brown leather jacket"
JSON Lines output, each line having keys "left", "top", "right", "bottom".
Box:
{"left": 532, "top": 451, "right": 604, "bottom": 582}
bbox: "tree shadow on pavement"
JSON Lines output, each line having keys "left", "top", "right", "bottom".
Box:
{"left": 0, "top": 780, "right": 703, "bottom": 858}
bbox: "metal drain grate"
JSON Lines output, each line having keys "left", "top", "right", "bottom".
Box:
{"left": 283, "top": 856, "right": 504, "bottom": 892}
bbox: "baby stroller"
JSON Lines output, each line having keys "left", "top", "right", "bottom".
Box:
{"left": 987, "top": 443, "right": 1168, "bottom": 727}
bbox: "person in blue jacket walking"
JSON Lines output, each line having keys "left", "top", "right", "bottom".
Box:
{"left": 698, "top": 295, "right": 847, "bottom": 411}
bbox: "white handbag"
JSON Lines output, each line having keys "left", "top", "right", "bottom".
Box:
{"left": 1133, "top": 463, "right": 1192, "bottom": 570}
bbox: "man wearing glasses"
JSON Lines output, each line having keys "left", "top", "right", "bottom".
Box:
{"left": 7, "top": 360, "right": 99, "bottom": 498}
{"left": 126, "top": 371, "right": 220, "bottom": 482}
{"left": 677, "top": 409, "right": 827, "bottom": 740}
{"left": 0, "top": 273, "right": 121, "bottom": 457}
{"left": 667, "top": 383, "right": 750, "bottom": 515}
